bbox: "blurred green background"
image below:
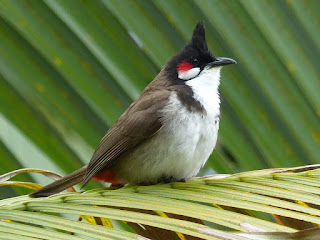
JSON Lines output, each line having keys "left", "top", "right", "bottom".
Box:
{"left": 1, "top": 0, "right": 320, "bottom": 198}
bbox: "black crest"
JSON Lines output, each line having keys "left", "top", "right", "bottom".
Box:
{"left": 164, "top": 21, "right": 215, "bottom": 80}
{"left": 190, "top": 21, "right": 208, "bottom": 53}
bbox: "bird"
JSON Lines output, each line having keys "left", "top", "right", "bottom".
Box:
{"left": 30, "top": 21, "right": 236, "bottom": 197}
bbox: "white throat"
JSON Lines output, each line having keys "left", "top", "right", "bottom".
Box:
{"left": 186, "top": 67, "right": 221, "bottom": 112}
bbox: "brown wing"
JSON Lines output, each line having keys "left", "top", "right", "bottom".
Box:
{"left": 81, "top": 89, "right": 169, "bottom": 187}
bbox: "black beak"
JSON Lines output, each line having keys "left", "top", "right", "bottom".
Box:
{"left": 208, "top": 57, "right": 237, "bottom": 68}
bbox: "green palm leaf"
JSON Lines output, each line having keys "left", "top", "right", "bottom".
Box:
{"left": 1, "top": 166, "right": 320, "bottom": 239}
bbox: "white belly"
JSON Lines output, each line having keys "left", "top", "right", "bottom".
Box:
{"left": 114, "top": 92, "right": 220, "bottom": 184}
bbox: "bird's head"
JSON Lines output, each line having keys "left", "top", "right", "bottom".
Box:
{"left": 165, "top": 21, "right": 236, "bottom": 83}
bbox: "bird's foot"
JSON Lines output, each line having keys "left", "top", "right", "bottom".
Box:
{"left": 109, "top": 183, "right": 124, "bottom": 190}
{"left": 157, "top": 176, "right": 186, "bottom": 184}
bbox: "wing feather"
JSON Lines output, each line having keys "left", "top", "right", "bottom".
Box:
{"left": 82, "top": 89, "right": 169, "bottom": 187}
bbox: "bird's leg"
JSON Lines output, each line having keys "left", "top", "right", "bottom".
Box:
{"left": 109, "top": 183, "right": 124, "bottom": 190}
{"left": 157, "top": 176, "right": 186, "bottom": 184}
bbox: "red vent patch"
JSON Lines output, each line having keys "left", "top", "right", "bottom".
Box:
{"left": 177, "top": 62, "right": 193, "bottom": 72}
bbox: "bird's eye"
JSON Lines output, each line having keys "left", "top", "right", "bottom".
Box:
{"left": 192, "top": 58, "right": 199, "bottom": 66}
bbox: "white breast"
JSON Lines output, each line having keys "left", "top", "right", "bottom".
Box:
{"left": 115, "top": 67, "right": 222, "bottom": 184}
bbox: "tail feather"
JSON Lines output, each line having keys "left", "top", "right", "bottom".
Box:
{"left": 29, "top": 166, "right": 87, "bottom": 198}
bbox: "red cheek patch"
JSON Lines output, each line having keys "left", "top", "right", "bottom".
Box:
{"left": 177, "top": 62, "right": 193, "bottom": 72}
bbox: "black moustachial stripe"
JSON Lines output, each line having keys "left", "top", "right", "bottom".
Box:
{"left": 171, "top": 85, "right": 206, "bottom": 114}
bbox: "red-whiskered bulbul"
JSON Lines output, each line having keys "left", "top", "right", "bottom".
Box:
{"left": 30, "top": 21, "right": 236, "bottom": 197}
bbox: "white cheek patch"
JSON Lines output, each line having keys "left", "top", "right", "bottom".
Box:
{"left": 178, "top": 67, "right": 200, "bottom": 80}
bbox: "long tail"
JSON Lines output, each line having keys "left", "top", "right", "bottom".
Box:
{"left": 29, "top": 166, "right": 87, "bottom": 198}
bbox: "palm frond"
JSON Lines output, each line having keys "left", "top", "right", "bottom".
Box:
{"left": 1, "top": 165, "right": 320, "bottom": 239}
